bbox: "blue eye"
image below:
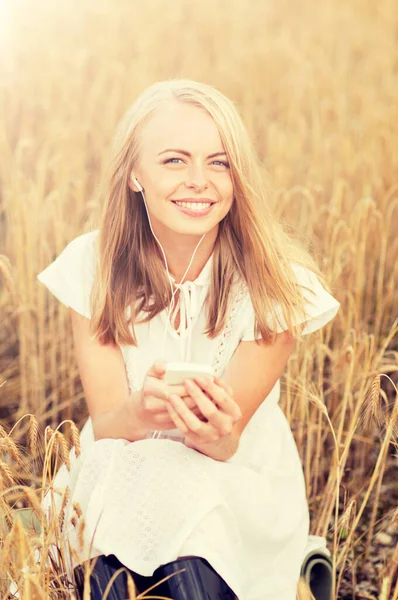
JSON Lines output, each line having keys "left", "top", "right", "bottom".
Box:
{"left": 214, "top": 160, "right": 230, "bottom": 168}
{"left": 164, "top": 158, "right": 229, "bottom": 168}
{"left": 165, "top": 158, "right": 183, "bottom": 164}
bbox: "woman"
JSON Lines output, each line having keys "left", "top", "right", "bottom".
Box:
{"left": 37, "top": 79, "right": 340, "bottom": 600}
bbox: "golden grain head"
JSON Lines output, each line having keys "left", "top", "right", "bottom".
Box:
{"left": 77, "top": 518, "right": 85, "bottom": 553}
{"left": 309, "top": 394, "right": 329, "bottom": 417}
{"left": 3, "top": 435, "right": 26, "bottom": 468}
{"left": 360, "top": 374, "right": 384, "bottom": 431}
{"left": 55, "top": 431, "right": 71, "bottom": 471}
{"left": 0, "top": 460, "right": 16, "bottom": 486}
{"left": 58, "top": 508, "right": 66, "bottom": 532}
{"left": 45, "top": 426, "right": 56, "bottom": 444}
{"left": 70, "top": 421, "right": 81, "bottom": 457}
{"left": 0, "top": 423, "right": 10, "bottom": 438}
{"left": 28, "top": 415, "right": 40, "bottom": 456}
{"left": 22, "top": 487, "right": 45, "bottom": 517}
{"left": 57, "top": 487, "right": 71, "bottom": 531}
{"left": 60, "top": 486, "right": 71, "bottom": 512}
{"left": 72, "top": 501, "right": 83, "bottom": 518}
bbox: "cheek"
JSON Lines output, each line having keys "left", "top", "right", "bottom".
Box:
{"left": 221, "top": 180, "right": 234, "bottom": 209}
{"left": 142, "top": 165, "right": 175, "bottom": 194}
{"left": 219, "top": 202, "right": 233, "bottom": 221}
{"left": 143, "top": 179, "right": 174, "bottom": 211}
{"left": 149, "top": 176, "right": 174, "bottom": 196}
{"left": 216, "top": 192, "right": 234, "bottom": 223}
{"left": 221, "top": 175, "right": 234, "bottom": 199}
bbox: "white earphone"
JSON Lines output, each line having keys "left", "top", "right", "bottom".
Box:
{"left": 131, "top": 174, "right": 143, "bottom": 192}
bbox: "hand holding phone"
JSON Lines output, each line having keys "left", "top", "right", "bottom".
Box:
{"left": 135, "top": 361, "right": 211, "bottom": 433}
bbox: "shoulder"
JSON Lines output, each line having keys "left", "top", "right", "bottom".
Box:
{"left": 37, "top": 229, "right": 100, "bottom": 319}
{"left": 52, "top": 230, "right": 99, "bottom": 275}
{"left": 290, "top": 262, "right": 324, "bottom": 290}
{"left": 289, "top": 262, "right": 340, "bottom": 316}
{"left": 239, "top": 262, "right": 340, "bottom": 340}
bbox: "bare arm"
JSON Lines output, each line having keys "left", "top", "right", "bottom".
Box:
{"left": 69, "top": 308, "right": 149, "bottom": 441}
{"left": 91, "top": 391, "right": 150, "bottom": 442}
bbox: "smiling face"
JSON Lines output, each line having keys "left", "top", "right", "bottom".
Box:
{"left": 130, "top": 101, "right": 234, "bottom": 241}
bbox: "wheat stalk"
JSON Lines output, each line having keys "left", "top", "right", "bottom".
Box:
{"left": 77, "top": 516, "right": 86, "bottom": 553}
{"left": 360, "top": 374, "right": 383, "bottom": 431}
{"left": 55, "top": 431, "right": 71, "bottom": 471}
{"left": 0, "top": 254, "right": 17, "bottom": 305}
{"left": 0, "top": 460, "right": 17, "bottom": 486}
{"left": 58, "top": 486, "right": 71, "bottom": 532}
{"left": 28, "top": 414, "right": 40, "bottom": 456}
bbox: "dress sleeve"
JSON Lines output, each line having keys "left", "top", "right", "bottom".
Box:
{"left": 36, "top": 231, "right": 99, "bottom": 319}
{"left": 240, "top": 263, "right": 340, "bottom": 341}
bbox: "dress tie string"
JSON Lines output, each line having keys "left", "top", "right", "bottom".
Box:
{"left": 168, "top": 279, "right": 205, "bottom": 362}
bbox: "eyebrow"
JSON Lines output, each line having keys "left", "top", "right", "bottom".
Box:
{"left": 158, "top": 149, "right": 227, "bottom": 158}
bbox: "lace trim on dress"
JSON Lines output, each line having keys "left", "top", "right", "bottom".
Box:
{"left": 124, "top": 350, "right": 139, "bottom": 393}
{"left": 211, "top": 279, "right": 249, "bottom": 378}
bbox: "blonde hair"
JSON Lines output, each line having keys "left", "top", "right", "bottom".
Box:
{"left": 90, "top": 78, "right": 324, "bottom": 346}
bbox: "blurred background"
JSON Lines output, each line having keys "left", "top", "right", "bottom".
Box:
{"left": 0, "top": 0, "right": 397, "bottom": 598}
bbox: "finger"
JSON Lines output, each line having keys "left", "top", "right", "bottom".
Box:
{"left": 181, "top": 398, "right": 208, "bottom": 420}
{"left": 146, "top": 360, "right": 167, "bottom": 379}
{"left": 145, "top": 378, "right": 169, "bottom": 401}
{"left": 191, "top": 407, "right": 208, "bottom": 420}
{"left": 168, "top": 394, "right": 219, "bottom": 442}
{"left": 180, "top": 394, "right": 200, "bottom": 410}
{"left": 195, "top": 377, "right": 241, "bottom": 422}
{"left": 152, "top": 411, "right": 179, "bottom": 427}
{"left": 214, "top": 376, "right": 234, "bottom": 398}
{"left": 184, "top": 379, "right": 234, "bottom": 436}
{"left": 167, "top": 383, "right": 189, "bottom": 397}
{"left": 172, "top": 394, "right": 204, "bottom": 416}
{"left": 143, "top": 394, "right": 201, "bottom": 415}
{"left": 166, "top": 401, "right": 189, "bottom": 434}
{"left": 145, "top": 379, "right": 186, "bottom": 402}
{"left": 143, "top": 396, "right": 168, "bottom": 413}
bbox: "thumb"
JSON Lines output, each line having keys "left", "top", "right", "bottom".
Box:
{"left": 147, "top": 359, "right": 167, "bottom": 379}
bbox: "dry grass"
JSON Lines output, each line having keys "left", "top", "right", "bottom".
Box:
{"left": 0, "top": 0, "right": 397, "bottom": 598}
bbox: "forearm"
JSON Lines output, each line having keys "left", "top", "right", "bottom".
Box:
{"left": 184, "top": 431, "right": 240, "bottom": 462}
{"left": 92, "top": 391, "right": 149, "bottom": 442}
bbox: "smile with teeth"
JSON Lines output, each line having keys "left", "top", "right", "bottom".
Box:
{"left": 173, "top": 201, "right": 213, "bottom": 210}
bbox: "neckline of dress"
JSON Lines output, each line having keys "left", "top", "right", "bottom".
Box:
{"left": 161, "top": 254, "right": 213, "bottom": 352}
{"left": 167, "top": 253, "right": 213, "bottom": 288}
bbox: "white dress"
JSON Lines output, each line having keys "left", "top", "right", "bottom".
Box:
{"left": 36, "top": 230, "right": 340, "bottom": 600}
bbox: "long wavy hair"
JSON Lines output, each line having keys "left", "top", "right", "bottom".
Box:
{"left": 90, "top": 79, "right": 324, "bottom": 346}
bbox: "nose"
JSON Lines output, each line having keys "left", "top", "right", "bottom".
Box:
{"left": 185, "top": 163, "right": 209, "bottom": 190}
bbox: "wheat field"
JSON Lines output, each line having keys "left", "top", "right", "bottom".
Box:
{"left": 0, "top": 0, "right": 397, "bottom": 598}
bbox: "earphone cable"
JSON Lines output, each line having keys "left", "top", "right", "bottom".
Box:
{"left": 139, "top": 188, "right": 206, "bottom": 439}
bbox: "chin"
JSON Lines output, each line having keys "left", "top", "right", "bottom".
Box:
{"left": 172, "top": 223, "right": 216, "bottom": 237}
{"left": 172, "top": 219, "right": 218, "bottom": 235}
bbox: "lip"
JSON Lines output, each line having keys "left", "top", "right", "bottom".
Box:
{"left": 171, "top": 198, "right": 216, "bottom": 204}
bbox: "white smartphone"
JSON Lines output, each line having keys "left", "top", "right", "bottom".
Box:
{"left": 164, "top": 362, "right": 215, "bottom": 385}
